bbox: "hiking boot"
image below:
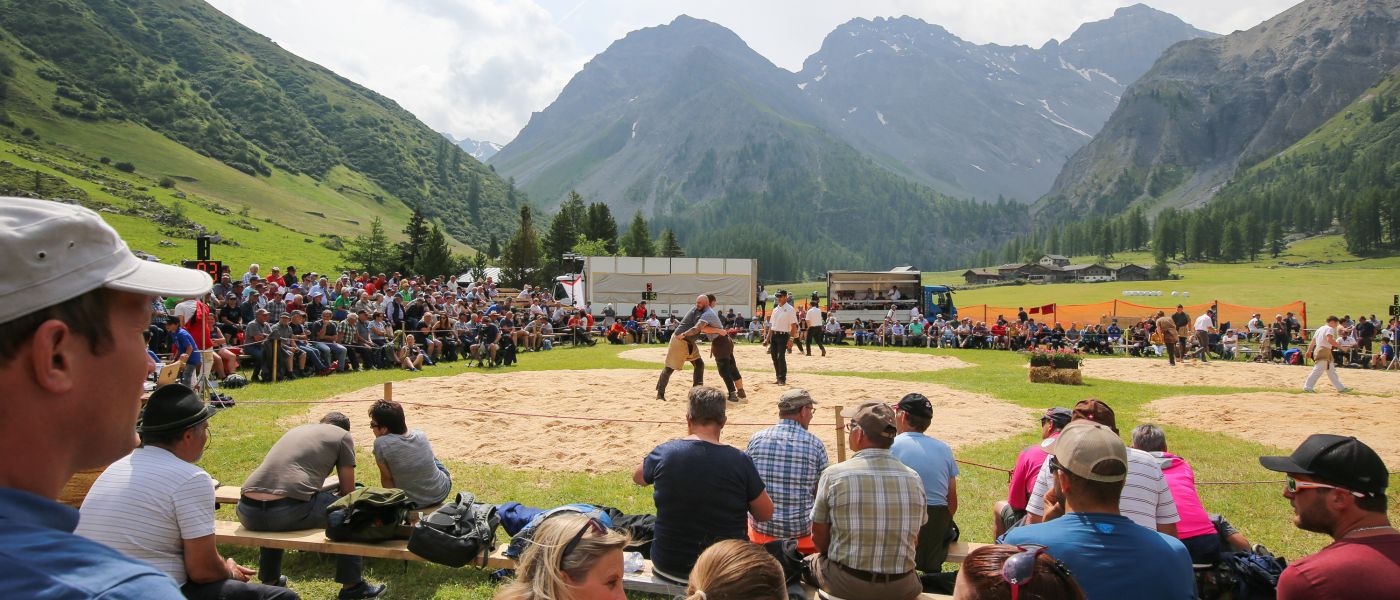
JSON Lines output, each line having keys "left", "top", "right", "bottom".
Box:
{"left": 656, "top": 392, "right": 666, "bottom": 401}
{"left": 338, "top": 581, "right": 386, "bottom": 600}
{"left": 736, "top": 388, "right": 746, "bottom": 399}
{"left": 727, "top": 392, "right": 739, "bottom": 403}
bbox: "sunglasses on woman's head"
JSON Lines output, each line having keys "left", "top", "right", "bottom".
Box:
{"left": 1002, "top": 545, "right": 1073, "bottom": 600}
{"left": 559, "top": 518, "right": 608, "bottom": 569}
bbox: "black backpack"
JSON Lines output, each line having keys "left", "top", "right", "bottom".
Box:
{"left": 325, "top": 487, "right": 412, "bottom": 543}
{"left": 407, "top": 492, "right": 501, "bottom": 567}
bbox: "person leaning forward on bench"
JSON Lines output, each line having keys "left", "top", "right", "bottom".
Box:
{"left": 78, "top": 385, "right": 299, "bottom": 600}
{"left": 235, "top": 412, "right": 386, "bottom": 599}
{"left": 0, "top": 197, "right": 213, "bottom": 599}
{"left": 806, "top": 402, "right": 927, "bottom": 600}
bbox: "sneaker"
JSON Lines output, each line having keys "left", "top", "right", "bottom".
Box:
{"left": 263, "top": 576, "right": 289, "bottom": 588}
{"left": 1302, "top": 388, "right": 1316, "bottom": 393}
{"left": 1339, "top": 387, "right": 1354, "bottom": 393}
{"left": 338, "top": 581, "right": 386, "bottom": 600}
{"left": 727, "top": 392, "right": 739, "bottom": 403}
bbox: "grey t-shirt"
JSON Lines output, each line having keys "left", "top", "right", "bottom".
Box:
{"left": 373, "top": 430, "right": 452, "bottom": 507}
{"left": 678, "top": 307, "right": 725, "bottom": 340}
{"left": 242, "top": 424, "right": 356, "bottom": 501}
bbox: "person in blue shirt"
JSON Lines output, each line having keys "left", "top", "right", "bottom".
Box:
{"left": 165, "top": 317, "right": 201, "bottom": 387}
{"left": 1001, "top": 421, "right": 1194, "bottom": 600}
{"left": 890, "top": 393, "right": 959, "bottom": 572}
{"left": 0, "top": 197, "right": 215, "bottom": 599}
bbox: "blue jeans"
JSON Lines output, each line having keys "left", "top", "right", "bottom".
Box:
{"left": 236, "top": 491, "right": 363, "bottom": 585}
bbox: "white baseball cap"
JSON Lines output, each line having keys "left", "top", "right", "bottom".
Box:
{"left": 0, "top": 197, "right": 213, "bottom": 324}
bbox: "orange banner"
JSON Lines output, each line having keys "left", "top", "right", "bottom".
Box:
{"left": 957, "top": 300, "right": 1307, "bottom": 330}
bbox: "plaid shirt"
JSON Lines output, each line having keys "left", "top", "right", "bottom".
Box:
{"left": 747, "top": 419, "right": 828, "bottom": 538}
{"left": 811, "top": 448, "right": 926, "bottom": 574}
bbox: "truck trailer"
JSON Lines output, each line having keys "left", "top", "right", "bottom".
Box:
{"left": 826, "top": 268, "right": 957, "bottom": 324}
{"left": 554, "top": 256, "right": 758, "bottom": 319}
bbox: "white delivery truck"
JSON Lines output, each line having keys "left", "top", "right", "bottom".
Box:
{"left": 554, "top": 256, "right": 758, "bottom": 319}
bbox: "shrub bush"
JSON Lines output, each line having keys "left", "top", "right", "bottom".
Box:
{"left": 114, "top": 161, "right": 136, "bottom": 173}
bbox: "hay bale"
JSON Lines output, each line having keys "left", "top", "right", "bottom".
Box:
{"left": 1029, "top": 366, "right": 1083, "bottom": 385}
{"left": 58, "top": 468, "right": 105, "bottom": 508}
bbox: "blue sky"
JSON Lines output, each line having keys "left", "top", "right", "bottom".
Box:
{"left": 207, "top": 0, "right": 1299, "bottom": 144}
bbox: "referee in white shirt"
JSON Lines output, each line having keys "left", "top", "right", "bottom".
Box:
{"left": 1304, "top": 315, "right": 1351, "bottom": 393}
{"left": 1193, "top": 309, "right": 1216, "bottom": 362}
{"left": 766, "top": 290, "right": 799, "bottom": 384}
{"left": 804, "top": 299, "right": 825, "bottom": 357}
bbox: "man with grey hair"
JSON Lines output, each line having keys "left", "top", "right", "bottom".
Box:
{"left": 654, "top": 294, "right": 727, "bottom": 401}
{"left": 634, "top": 386, "right": 774, "bottom": 581}
{"left": 1131, "top": 424, "right": 1221, "bottom": 564}
{"left": 747, "top": 389, "right": 828, "bottom": 553}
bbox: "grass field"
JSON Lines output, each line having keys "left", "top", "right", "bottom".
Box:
{"left": 781, "top": 235, "right": 1398, "bottom": 322}
{"left": 199, "top": 342, "right": 1400, "bottom": 599}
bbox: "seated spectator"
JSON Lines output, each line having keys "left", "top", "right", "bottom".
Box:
{"left": 1001, "top": 421, "right": 1193, "bottom": 600}
{"left": 314, "top": 309, "right": 349, "bottom": 373}
{"left": 472, "top": 316, "right": 503, "bottom": 365}
{"left": 1024, "top": 400, "right": 1179, "bottom": 536}
{"left": 396, "top": 333, "right": 426, "bottom": 371}
{"left": 749, "top": 317, "right": 766, "bottom": 343}
{"left": 806, "top": 402, "right": 925, "bottom": 600}
{"left": 1260, "top": 434, "right": 1399, "bottom": 599}
{"left": 953, "top": 544, "right": 1086, "bottom": 600}
{"left": 606, "top": 321, "right": 627, "bottom": 344}
{"left": 77, "top": 385, "right": 301, "bottom": 600}
{"left": 1220, "top": 329, "right": 1239, "bottom": 360}
{"left": 1131, "top": 424, "right": 1220, "bottom": 564}
{"left": 634, "top": 386, "right": 774, "bottom": 581}
{"left": 1373, "top": 338, "right": 1394, "bottom": 368}
{"left": 164, "top": 316, "right": 201, "bottom": 388}
{"left": 207, "top": 322, "right": 239, "bottom": 379}
{"left": 684, "top": 540, "right": 786, "bottom": 600}
{"left": 746, "top": 389, "right": 827, "bottom": 554}
{"left": 368, "top": 400, "right": 452, "bottom": 507}
{"left": 891, "top": 393, "right": 959, "bottom": 572}
{"left": 493, "top": 513, "right": 630, "bottom": 600}
{"left": 994, "top": 407, "right": 1071, "bottom": 537}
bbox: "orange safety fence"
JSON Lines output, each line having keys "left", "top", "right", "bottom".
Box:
{"left": 957, "top": 300, "right": 1308, "bottom": 332}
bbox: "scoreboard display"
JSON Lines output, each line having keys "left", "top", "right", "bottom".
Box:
{"left": 182, "top": 260, "right": 222, "bottom": 281}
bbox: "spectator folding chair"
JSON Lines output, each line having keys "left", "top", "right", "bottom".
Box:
{"left": 1387, "top": 353, "right": 1400, "bottom": 371}
{"left": 154, "top": 361, "right": 181, "bottom": 386}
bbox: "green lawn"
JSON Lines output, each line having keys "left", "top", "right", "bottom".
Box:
{"left": 200, "top": 342, "right": 1399, "bottom": 598}
{"left": 782, "top": 236, "right": 1398, "bottom": 322}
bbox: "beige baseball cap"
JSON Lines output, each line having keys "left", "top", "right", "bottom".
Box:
{"left": 0, "top": 197, "right": 213, "bottom": 324}
{"left": 1045, "top": 421, "right": 1128, "bottom": 482}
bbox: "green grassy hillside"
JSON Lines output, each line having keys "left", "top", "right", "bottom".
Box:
{"left": 0, "top": 0, "right": 523, "bottom": 253}
{"left": 784, "top": 235, "right": 1397, "bottom": 321}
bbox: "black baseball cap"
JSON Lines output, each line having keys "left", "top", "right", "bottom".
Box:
{"left": 775, "top": 289, "right": 789, "bottom": 297}
{"left": 1260, "top": 434, "right": 1389, "bottom": 496}
{"left": 896, "top": 393, "right": 933, "bottom": 419}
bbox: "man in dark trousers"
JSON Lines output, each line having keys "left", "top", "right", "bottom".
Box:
{"left": 1171, "top": 305, "right": 1191, "bottom": 360}
{"left": 765, "top": 290, "right": 799, "bottom": 385}
{"left": 655, "top": 294, "right": 726, "bottom": 400}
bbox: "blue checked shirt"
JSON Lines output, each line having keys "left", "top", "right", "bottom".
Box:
{"left": 747, "top": 419, "right": 828, "bottom": 538}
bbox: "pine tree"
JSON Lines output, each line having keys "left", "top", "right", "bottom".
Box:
{"left": 1151, "top": 246, "right": 1172, "bottom": 279}
{"left": 1267, "top": 222, "right": 1284, "bottom": 258}
{"left": 659, "top": 228, "right": 684, "bottom": 257}
{"left": 1220, "top": 222, "right": 1243, "bottom": 262}
{"left": 500, "top": 205, "right": 542, "bottom": 287}
{"left": 466, "top": 174, "right": 482, "bottom": 224}
{"left": 621, "top": 210, "right": 656, "bottom": 256}
{"left": 543, "top": 205, "right": 582, "bottom": 265}
{"left": 397, "top": 207, "right": 428, "bottom": 272}
{"left": 1097, "top": 225, "right": 1114, "bottom": 261}
{"left": 341, "top": 217, "right": 396, "bottom": 275}
{"left": 584, "top": 202, "right": 619, "bottom": 254}
{"left": 487, "top": 234, "right": 501, "bottom": 260}
{"left": 416, "top": 224, "right": 455, "bottom": 278}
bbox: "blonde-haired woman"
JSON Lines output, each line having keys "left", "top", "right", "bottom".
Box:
{"left": 683, "top": 540, "right": 786, "bottom": 600}
{"left": 494, "top": 514, "right": 630, "bottom": 600}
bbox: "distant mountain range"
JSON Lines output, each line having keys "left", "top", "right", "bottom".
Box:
{"left": 442, "top": 133, "right": 502, "bottom": 161}
{"left": 491, "top": 4, "right": 1214, "bottom": 209}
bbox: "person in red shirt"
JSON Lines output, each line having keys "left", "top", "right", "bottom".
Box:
{"left": 1260, "top": 434, "right": 1399, "bottom": 599}
{"left": 993, "top": 407, "right": 1070, "bottom": 537}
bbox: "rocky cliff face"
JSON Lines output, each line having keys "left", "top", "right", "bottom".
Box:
{"left": 1042, "top": 0, "right": 1400, "bottom": 217}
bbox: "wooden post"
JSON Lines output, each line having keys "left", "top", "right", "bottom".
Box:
{"left": 271, "top": 338, "right": 278, "bottom": 384}
{"left": 383, "top": 381, "right": 392, "bottom": 402}
{"left": 834, "top": 404, "right": 846, "bottom": 463}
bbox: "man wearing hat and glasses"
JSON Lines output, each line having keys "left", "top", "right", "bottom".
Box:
{"left": 764, "top": 289, "right": 799, "bottom": 385}
{"left": 807, "top": 402, "right": 926, "bottom": 600}
{"left": 78, "top": 385, "right": 298, "bottom": 599}
{"left": 1260, "top": 435, "right": 1399, "bottom": 598}
{"left": 0, "top": 197, "right": 215, "bottom": 597}
{"left": 1001, "top": 421, "right": 1193, "bottom": 600}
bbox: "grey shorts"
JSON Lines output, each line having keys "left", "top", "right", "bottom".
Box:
{"left": 999, "top": 504, "right": 1028, "bottom": 533}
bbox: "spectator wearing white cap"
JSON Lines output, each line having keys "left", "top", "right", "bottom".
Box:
{"left": 1001, "top": 421, "right": 1193, "bottom": 600}
{"left": 0, "top": 196, "right": 212, "bottom": 598}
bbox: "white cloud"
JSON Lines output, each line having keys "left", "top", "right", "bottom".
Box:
{"left": 206, "top": 0, "right": 1300, "bottom": 145}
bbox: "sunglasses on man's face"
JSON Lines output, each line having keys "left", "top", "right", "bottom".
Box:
{"left": 559, "top": 518, "right": 608, "bottom": 569}
{"left": 1286, "top": 475, "right": 1367, "bottom": 498}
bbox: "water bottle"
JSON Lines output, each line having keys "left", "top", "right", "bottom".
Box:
{"left": 623, "top": 551, "right": 644, "bottom": 573}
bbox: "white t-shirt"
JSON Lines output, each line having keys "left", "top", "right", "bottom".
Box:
{"left": 769, "top": 303, "right": 799, "bottom": 332}
{"left": 172, "top": 299, "right": 198, "bottom": 326}
{"left": 1025, "top": 446, "right": 1179, "bottom": 530}
{"left": 1194, "top": 314, "right": 1213, "bottom": 332}
{"left": 1313, "top": 324, "right": 1337, "bottom": 350}
{"left": 806, "top": 306, "right": 824, "bottom": 327}
{"left": 77, "top": 446, "right": 216, "bottom": 585}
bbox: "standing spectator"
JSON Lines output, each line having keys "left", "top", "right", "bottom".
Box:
{"left": 993, "top": 408, "right": 1071, "bottom": 537}
{"left": 804, "top": 301, "right": 825, "bottom": 357}
{"left": 890, "top": 393, "right": 959, "bottom": 573}
{"left": 368, "top": 400, "right": 452, "bottom": 508}
{"left": 237, "top": 412, "right": 385, "bottom": 598}
{"left": 1001, "top": 421, "right": 1193, "bottom": 600}
{"left": 806, "top": 402, "right": 925, "bottom": 600}
{"left": 0, "top": 197, "right": 214, "bottom": 598}
{"left": 634, "top": 386, "right": 774, "bottom": 582}
{"left": 1304, "top": 316, "right": 1351, "bottom": 393}
{"left": 78, "top": 385, "right": 299, "bottom": 600}
{"left": 1259, "top": 434, "right": 1399, "bottom": 599}
{"left": 746, "top": 389, "right": 828, "bottom": 554}
{"left": 1154, "top": 310, "right": 1179, "bottom": 366}
{"left": 1131, "top": 425, "right": 1221, "bottom": 564}
{"left": 765, "top": 290, "right": 798, "bottom": 385}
